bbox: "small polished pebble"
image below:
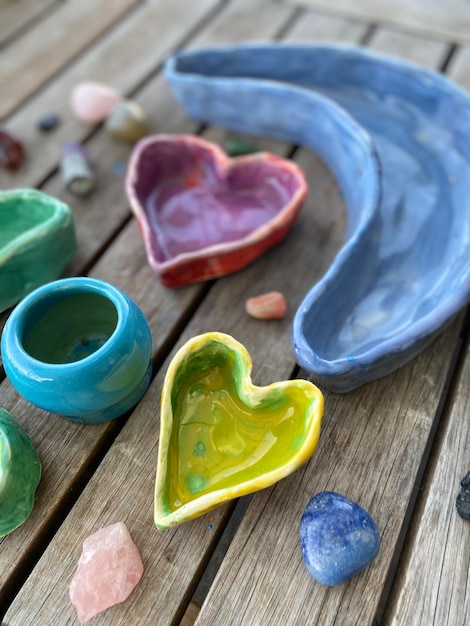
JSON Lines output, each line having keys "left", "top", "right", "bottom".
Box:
{"left": 0, "top": 127, "right": 24, "bottom": 170}
{"left": 245, "top": 291, "right": 287, "bottom": 319}
{"left": 105, "top": 100, "right": 149, "bottom": 142}
{"left": 70, "top": 81, "right": 120, "bottom": 124}
{"left": 456, "top": 470, "right": 470, "bottom": 520}
{"left": 38, "top": 113, "right": 60, "bottom": 132}
{"left": 224, "top": 136, "right": 259, "bottom": 157}
{"left": 300, "top": 491, "right": 380, "bottom": 586}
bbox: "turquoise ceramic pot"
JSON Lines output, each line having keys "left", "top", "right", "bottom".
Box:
{"left": 1, "top": 278, "right": 152, "bottom": 424}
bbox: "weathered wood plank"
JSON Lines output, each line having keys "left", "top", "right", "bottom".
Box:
{"left": 281, "top": 0, "right": 470, "bottom": 44}
{"left": 284, "top": 8, "right": 368, "bottom": 42}
{"left": 0, "top": 0, "right": 141, "bottom": 120}
{"left": 445, "top": 44, "right": 470, "bottom": 92}
{"left": 0, "top": 0, "right": 60, "bottom": 47}
{"left": 367, "top": 25, "right": 450, "bottom": 68}
{"left": 382, "top": 332, "right": 470, "bottom": 623}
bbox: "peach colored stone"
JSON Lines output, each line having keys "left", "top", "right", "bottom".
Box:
{"left": 245, "top": 291, "right": 287, "bottom": 319}
{"left": 69, "top": 522, "right": 143, "bottom": 623}
{"left": 70, "top": 81, "right": 120, "bottom": 124}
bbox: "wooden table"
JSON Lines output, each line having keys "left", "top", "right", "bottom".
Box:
{"left": 1, "top": 1, "right": 470, "bottom": 624}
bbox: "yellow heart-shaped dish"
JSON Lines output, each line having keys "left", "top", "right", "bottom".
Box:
{"left": 154, "top": 332, "right": 323, "bottom": 530}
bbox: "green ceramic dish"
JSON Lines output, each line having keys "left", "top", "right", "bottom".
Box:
{"left": 0, "top": 189, "right": 76, "bottom": 312}
{"left": 0, "top": 408, "right": 41, "bottom": 537}
{"left": 154, "top": 332, "right": 324, "bottom": 530}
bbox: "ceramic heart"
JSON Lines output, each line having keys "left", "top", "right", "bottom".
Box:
{"left": 125, "top": 134, "right": 307, "bottom": 287}
{"left": 154, "top": 332, "right": 323, "bottom": 530}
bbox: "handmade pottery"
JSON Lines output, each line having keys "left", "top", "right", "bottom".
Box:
{"left": 0, "top": 408, "right": 41, "bottom": 537}
{"left": 0, "top": 189, "right": 76, "bottom": 312}
{"left": 1, "top": 277, "right": 152, "bottom": 424}
{"left": 125, "top": 134, "right": 308, "bottom": 287}
{"left": 165, "top": 44, "right": 470, "bottom": 391}
{"left": 154, "top": 332, "right": 323, "bottom": 530}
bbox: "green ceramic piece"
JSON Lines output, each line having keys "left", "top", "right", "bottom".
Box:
{"left": 155, "top": 332, "right": 324, "bottom": 530}
{"left": 0, "top": 189, "right": 76, "bottom": 312}
{"left": 0, "top": 408, "right": 41, "bottom": 537}
{"left": 224, "top": 136, "right": 260, "bottom": 157}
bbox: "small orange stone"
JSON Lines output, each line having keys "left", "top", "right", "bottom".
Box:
{"left": 245, "top": 291, "right": 287, "bottom": 320}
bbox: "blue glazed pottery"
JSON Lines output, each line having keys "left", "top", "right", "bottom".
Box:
{"left": 299, "top": 491, "right": 380, "bottom": 586}
{"left": 165, "top": 44, "right": 470, "bottom": 392}
{"left": 1, "top": 277, "right": 152, "bottom": 424}
{"left": 0, "top": 188, "right": 76, "bottom": 313}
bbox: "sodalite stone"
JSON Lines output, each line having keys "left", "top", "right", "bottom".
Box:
{"left": 300, "top": 491, "right": 380, "bottom": 586}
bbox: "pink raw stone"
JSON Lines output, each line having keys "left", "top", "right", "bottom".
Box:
{"left": 70, "top": 81, "right": 120, "bottom": 124}
{"left": 69, "top": 522, "right": 144, "bottom": 623}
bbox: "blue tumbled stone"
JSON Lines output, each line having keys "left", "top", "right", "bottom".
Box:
{"left": 299, "top": 491, "right": 380, "bottom": 586}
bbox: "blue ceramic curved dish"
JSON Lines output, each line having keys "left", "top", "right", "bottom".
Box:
{"left": 165, "top": 44, "right": 470, "bottom": 392}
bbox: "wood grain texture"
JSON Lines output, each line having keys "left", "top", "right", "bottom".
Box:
{"left": 0, "top": 0, "right": 140, "bottom": 119}
{"left": 382, "top": 335, "right": 470, "bottom": 624}
{"left": 0, "top": 0, "right": 60, "bottom": 47}
{"left": 367, "top": 26, "right": 450, "bottom": 68}
{"left": 281, "top": 0, "right": 470, "bottom": 43}
{"left": 181, "top": 602, "right": 201, "bottom": 626}
{"left": 445, "top": 44, "right": 470, "bottom": 92}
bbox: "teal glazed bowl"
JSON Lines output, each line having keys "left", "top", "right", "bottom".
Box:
{"left": 1, "top": 278, "right": 152, "bottom": 424}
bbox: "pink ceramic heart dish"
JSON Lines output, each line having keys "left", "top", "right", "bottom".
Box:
{"left": 125, "top": 134, "right": 307, "bottom": 287}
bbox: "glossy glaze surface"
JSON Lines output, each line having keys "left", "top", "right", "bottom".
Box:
{"left": 0, "top": 408, "right": 41, "bottom": 537}
{"left": 300, "top": 491, "right": 380, "bottom": 586}
{"left": 166, "top": 44, "right": 470, "bottom": 391}
{"left": 154, "top": 332, "right": 323, "bottom": 530}
{"left": 1, "top": 278, "right": 152, "bottom": 424}
{"left": 126, "top": 134, "right": 308, "bottom": 287}
{"left": 0, "top": 189, "right": 76, "bottom": 312}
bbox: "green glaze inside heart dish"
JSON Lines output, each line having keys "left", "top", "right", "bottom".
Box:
{"left": 154, "top": 332, "right": 324, "bottom": 530}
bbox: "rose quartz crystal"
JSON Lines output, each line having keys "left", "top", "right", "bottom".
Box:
{"left": 70, "top": 81, "right": 120, "bottom": 124}
{"left": 69, "top": 522, "right": 143, "bottom": 623}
